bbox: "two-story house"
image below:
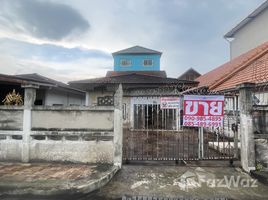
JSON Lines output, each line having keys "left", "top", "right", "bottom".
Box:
{"left": 70, "top": 46, "right": 197, "bottom": 130}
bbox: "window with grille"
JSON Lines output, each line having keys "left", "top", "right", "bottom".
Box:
{"left": 120, "top": 59, "right": 132, "bottom": 67}
{"left": 143, "top": 59, "right": 153, "bottom": 66}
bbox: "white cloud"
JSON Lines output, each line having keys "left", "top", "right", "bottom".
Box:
{"left": 0, "top": 0, "right": 266, "bottom": 81}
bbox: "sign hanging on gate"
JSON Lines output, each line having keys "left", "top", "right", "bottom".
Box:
{"left": 183, "top": 95, "right": 224, "bottom": 127}
{"left": 160, "top": 97, "right": 180, "bottom": 109}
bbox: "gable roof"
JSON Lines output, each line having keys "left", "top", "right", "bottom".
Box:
{"left": 196, "top": 40, "right": 268, "bottom": 91}
{"left": 69, "top": 72, "right": 197, "bottom": 91}
{"left": 14, "top": 73, "right": 85, "bottom": 93}
{"left": 112, "top": 45, "right": 162, "bottom": 56}
{"left": 224, "top": 0, "right": 268, "bottom": 38}
{"left": 70, "top": 73, "right": 194, "bottom": 85}
{"left": 0, "top": 73, "right": 54, "bottom": 87}
{"left": 178, "top": 68, "right": 201, "bottom": 80}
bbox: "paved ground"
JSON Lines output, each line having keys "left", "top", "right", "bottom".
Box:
{"left": 1, "top": 163, "right": 268, "bottom": 200}
{"left": 87, "top": 164, "right": 268, "bottom": 200}
{"left": 0, "top": 162, "right": 117, "bottom": 197}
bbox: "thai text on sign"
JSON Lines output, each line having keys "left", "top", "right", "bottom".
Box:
{"left": 183, "top": 95, "right": 224, "bottom": 127}
{"left": 160, "top": 97, "right": 180, "bottom": 109}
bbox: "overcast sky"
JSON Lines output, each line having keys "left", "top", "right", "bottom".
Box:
{"left": 0, "top": 0, "right": 265, "bottom": 82}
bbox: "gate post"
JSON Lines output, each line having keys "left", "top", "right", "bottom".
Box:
{"left": 114, "top": 84, "right": 123, "bottom": 168}
{"left": 238, "top": 82, "right": 255, "bottom": 172}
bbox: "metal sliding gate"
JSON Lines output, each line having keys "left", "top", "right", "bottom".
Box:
{"left": 123, "top": 96, "right": 239, "bottom": 162}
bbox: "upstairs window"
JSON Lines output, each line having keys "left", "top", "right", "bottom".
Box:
{"left": 143, "top": 59, "right": 153, "bottom": 66}
{"left": 120, "top": 59, "right": 132, "bottom": 67}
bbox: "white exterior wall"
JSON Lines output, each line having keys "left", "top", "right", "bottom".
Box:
{"left": 230, "top": 8, "right": 268, "bottom": 59}
{"left": 45, "top": 89, "right": 85, "bottom": 106}
{"left": 86, "top": 91, "right": 114, "bottom": 106}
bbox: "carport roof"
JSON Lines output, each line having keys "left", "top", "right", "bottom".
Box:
{"left": 0, "top": 73, "right": 85, "bottom": 94}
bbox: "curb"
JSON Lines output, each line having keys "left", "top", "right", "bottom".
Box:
{"left": 0, "top": 165, "right": 119, "bottom": 196}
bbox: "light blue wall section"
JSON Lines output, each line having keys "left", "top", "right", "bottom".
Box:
{"left": 113, "top": 54, "right": 160, "bottom": 71}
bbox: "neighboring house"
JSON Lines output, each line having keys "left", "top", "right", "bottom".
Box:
{"left": 196, "top": 41, "right": 268, "bottom": 138}
{"left": 196, "top": 41, "right": 268, "bottom": 93}
{"left": 178, "top": 68, "right": 201, "bottom": 81}
{"left": 70, "top": 46, "right": 198, "bottom": 129}
{"left": 224, "top": 0, "right": 268, "bottom": 59}
{"left": 0, "top": 73, "right": 85, "bottom": 106}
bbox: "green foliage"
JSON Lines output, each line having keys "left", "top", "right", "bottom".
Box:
{"left": 256, "top": 162, "right": 263, "bottom": 171}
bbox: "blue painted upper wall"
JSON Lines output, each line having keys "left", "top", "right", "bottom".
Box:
{"left": 112, "top": 46, "right": 162, "bottom": 71}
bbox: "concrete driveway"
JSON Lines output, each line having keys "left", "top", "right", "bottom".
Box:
{"left": 86, "top": 164, "right": 268, "bottom": 200}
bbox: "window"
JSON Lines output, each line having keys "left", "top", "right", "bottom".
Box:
{"left": 34, "top": 99, "right": 43, "bottom": 105}
{"left": 120, "top": 59, "right": 131, "bottom": 67}
{"left": 143, "top": 59, "right": 153, "bottom": 66}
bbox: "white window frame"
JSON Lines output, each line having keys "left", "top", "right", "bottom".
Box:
{"left": 143, "top": 59, "right": 153, "bottom": 66}
{"left": 120, "top": 59, "right": 132, "bottom": 67}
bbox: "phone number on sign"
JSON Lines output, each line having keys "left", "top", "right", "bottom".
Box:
{"left": 183, "top": 116, "right": 223, "bottom": 121}
{"left": 183, "top": 121, "right": 223, "bottom": 127}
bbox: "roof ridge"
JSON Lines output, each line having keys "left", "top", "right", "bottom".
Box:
{"left": 210, "top": 42, "right": 268, "bottom": 90}
{"left": 112, "top": 45, "right": 162, "bottom": 55}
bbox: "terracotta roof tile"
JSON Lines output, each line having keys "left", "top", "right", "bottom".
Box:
{"left": 196, "top": 41, "right": 268, "bottom": 91}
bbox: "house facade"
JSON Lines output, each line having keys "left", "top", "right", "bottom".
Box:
{"left": 70, "top": 46, "right": 197, "bottom": 130}
{"left": 113, "top": 45, "right": 161, "bottom": 71}
{"left": 225, "top": 1, "right": 268, "bottom": 59}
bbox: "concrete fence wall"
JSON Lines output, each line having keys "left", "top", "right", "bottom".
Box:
{"left": 0, "top": 85, "right": 123, "bottom": 165}
{"left": 0, "top": 108, "right": 24, "bottom": 130}
{"left": 0, "top": 106, "right": 117, "bottom": 164}
{"left": 31, "top": 107, "right": 114, "bottom": 131}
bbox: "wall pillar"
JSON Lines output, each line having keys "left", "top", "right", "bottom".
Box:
{"left": 113, "top": 84, "right": 123, "bottom": 168}
{"left": 85, "top": 91, "right": 90, "bottom": 106}
{"left": 21, "top": 84, "right": 38, "bottom": 162}
{"left": 238, "top": 82, "right": 255, "bottom": 172}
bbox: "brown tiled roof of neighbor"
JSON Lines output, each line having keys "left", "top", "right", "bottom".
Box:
{"left": 196, "top": 41, "right": 268, "bottom": 91}
{"left": 106, "top": 71, "right": 167, "bottom": 78}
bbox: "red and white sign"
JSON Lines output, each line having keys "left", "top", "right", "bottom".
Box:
{"left": 183, "top": 95, "right": 224, "bottom": 127}
{"left": 160, "top": 97, "right": 180, "bottom": 109}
